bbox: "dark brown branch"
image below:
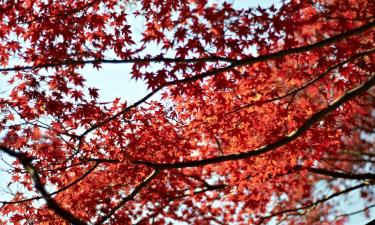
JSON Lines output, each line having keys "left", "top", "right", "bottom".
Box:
{"left": 0, "top": 146, "right": 87, "bottom": 225}
{"left": 321, "top": 157, "right": 375, "bottom": 164}
{"left": 331, "top": 203, "right": 375, "bottom": 223}
{"left": 1, "top": 161, "right": 100, "bottom": 205}
{"left": 174, "top": 172, "right": 213, "bottom": 187}
{"left": 0, "top": 56, "right": 234, "bottom": 73}
{"left": 139, "top": 186, "right": 227, "bottom": 224}
{"left": 133, "top": 198, "right": 174, "bottom": 225}
{"left": 228, "top": 48, "right": 375, "bottom": 114}
{"left": 341, "top": 150, "right": 375, "bottom": 158}
{"left": 135, "top": 75, "right": 375, "bottom": 169}
{"left": 78, "top": 86, "right": 160, "bottom": 137}
{"left": 306, "top": 167, "right": 375, "bottom": 180}
{"left": 187, "top": 184, "right": 228, "bottom": 196}
{"left": 258, "top": 182, "right": 373, "bottom": 224}
{"left": 77, "top": 21, "right": 374, "bottom": 138}
{"left": 4, "top": 101, "right": 80, "bottom": 139}
{"left": 1, "top": 21, "right": 373, "bottom": 73}
{"left": 94, "top": 169, "right": 159, "bottom": 225}
{"left": 150, "top": 21, "right": 375, "bottom": 89}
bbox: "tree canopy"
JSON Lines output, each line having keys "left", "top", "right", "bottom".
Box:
{"left": 0, "top": 0, "right": 374, "bottom": 224}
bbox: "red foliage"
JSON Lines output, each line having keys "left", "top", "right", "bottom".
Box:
{"left": 0, "top": 0, "right": 374, "bottom": 224}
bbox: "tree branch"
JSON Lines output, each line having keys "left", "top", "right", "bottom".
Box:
{"left": 1, "top": 21, "right": 373, "bottom": 73}
{"left": 257, "top": 182, "right": 374, "bottom": 224}
{"left": 228, "top": 48, "right": 375, "bottom": 114}
{"left": 1, "top": 161, "right": 100, "bottom": 205}
{"left": 0, "top": 56, "right": 234, "bottom": 73}
{"left": 135, "top": 74, "right": 375, "bottom": 169}
{"left": 330, "top": 203, "right": 375, "bottom": 224}
{"left": 77, "top": 21, "right": 375, "bottom": 138}
{"left": 94, "top": 169, "right": 159, "bottom": 225}
{"left": 0, "top": 146, "right": 87, "bottom": 225}
{"left": 306, "top": 167, "right": 375, "bottom": 180}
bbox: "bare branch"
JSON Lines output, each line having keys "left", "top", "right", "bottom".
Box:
{"left": 257, "top": 182, "right": 374, "bottom": 225}
{"left": 330, "top": 203, "right": 375, "bottom": 224}
{"left": 306, "top": 167, "right": 375, "bottom": 180}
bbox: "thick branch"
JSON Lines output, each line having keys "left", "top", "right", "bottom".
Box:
{"left": 0, "top": 146, "right": 87, "bottom": 225}
{"left": 229, "top": 48, "right": 375, "bottom": 114}
{"left": 0, "top": 56, "right": 234, "bottom": 73}
{"left": 0, "top": 21, "right": 373, "bottom": 73}
{"left": 78, "top": 21, "right": 374, "bottom": 138}
{"left": 1, "top": 161, "right": 100, "bottom": 205}
{"left": 135, "top": 75, "right": 375, "bottom": 169}
{"left": 172, "top": 21, "right": 375, "bottom": 86}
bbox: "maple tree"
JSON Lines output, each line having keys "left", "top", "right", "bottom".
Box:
{"left": 0, "top": 0, "right": 374, "bottom": 224}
